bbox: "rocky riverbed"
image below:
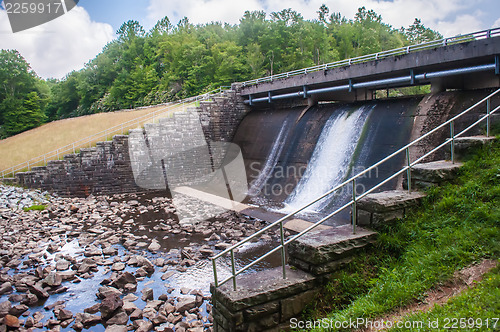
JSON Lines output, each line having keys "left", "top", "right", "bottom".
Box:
{"left": 0, "top": 185, "right": 282, "bottom": 331}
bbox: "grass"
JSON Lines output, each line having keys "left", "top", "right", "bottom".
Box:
{"left": 301, "top": 139, "right": 500, "bottom": 331}
{"left": 390, "top": 266, "right": 500, "bottom": 331}
{"left": 0, "top": 102, "right": 194, "bottom": 173}
{"left": 23, "top": 204, "right": 47, "bottom": 211}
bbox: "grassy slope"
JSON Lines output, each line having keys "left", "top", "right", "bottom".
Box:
{"left": 392, "top": 266, "right": 500, "bottom": 331}
{"left": 0, "top": 103, "right": 192, "bottom": 172}
{"left": 302, "top": 139, "right": 500, "bottom": 331}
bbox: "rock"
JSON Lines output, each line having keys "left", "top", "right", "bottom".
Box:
{"left": 105, "top": 324, "right": 128, "bottom": 332}
{"left": 100, "top": 295, "right": 123, "bottom": 318}
{"left": 124, "top": 283, "right": 137, "bottom": 292}
{"left": 148, "top": 241, "right": 161, "bottom": 252}
{"left": 0, "top": 301, "right": 11, "bottom": 318}
{"left": 28, "top": 284, "right": 49, "bottom": 299}
{"left": 55, "top": 260, "right": 70, "bottom": 271}
{"left": 97, "top": 286, "right": 122, "bottom": 299}
{"left": 111, "top": 262, "right": 125, "bottom": 271}
{"left": 20, "top": 293, "right": 38, "bottom": 306}
{"left": 9, "top": 304, "right": 28, "bottom": 316}
{"left": 141, "top": 288, "right": 153, "bottom": 301}
{"left": 102, "top": 246, "right": 118, "bottom": 256}
{"left": 123, "top": 294, "right": 138, "bottom": 302}
{"left": 106, "top": 309, "right": 128, "bottom": 325}
{"left": 135, "top": 267, "right": 148, "bottom": 278}
{"left": 122, "top": 301, "right": 138, "bottom": 315}
{"left": 44, "top": 271, "right": 62, "bottom": 287}
{"left": 129, "top": 308, "right": 142, "bottom": 320}
{"left": 112, "top": 272, "right": 137, "bottom": 289}
{"left": 180, "top": 288, "right": 190, "bottom": 295}
{"left": 160, "top": 271, "right": 175, "bottom": 281}
{"left": 84, "top": 303, "right": 101, "bottom": 314}
{"left": 44, "top": 300, "right": 66, "bottom": 311}
{"left": 152, "top": 314, "right": 168, "bottom": 325}
{"left": 167, "top": 313, "right": 182, "bottom": 324}
{"left": 0, "top": 282, "right": 13, "bottom": 295}
{"left": 133, "top": 319, "right": 153, "bottom": 332}
{"left": 81, "top": 313, "right": 101, "bottom": 326}
{"left": 175, "top": 298, "right": 196, "bottom": 313}
{"left": 24, "top": 316, "right": 35, "bottom": 328}
{"left": 4, "top": 314, "right": 20, "bottom": 328}
{"left": 69, "top": 205, "right": 79, "bottom": 213}
{"left": 55, "top": 308, "right": 73, "bottom": 321}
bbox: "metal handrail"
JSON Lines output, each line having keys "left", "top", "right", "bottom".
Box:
{"left": 212, "top": 88, "right": 500, "bottom": 290}
{"left": 1, "top": 86, "right": 231, "bottom": 178}
{"left": 238, "top": 27, "right": 500, "bottom": 87}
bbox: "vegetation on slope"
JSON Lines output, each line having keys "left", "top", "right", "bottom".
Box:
{"left": 301, "top": 139, "right": 500, "bottom": 331}
{"left": 0, "top": 6, "right": 441, "bottom": 138}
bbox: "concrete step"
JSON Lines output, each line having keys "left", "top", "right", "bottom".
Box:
{"left": 357, "top": 190, "right": 426, "bottom": 226}
{"left": 287, "top": 224, "right": 377, "bottom": 276}
{"left": 211, "top": 266, "right": 318, "bottom": 332}
{"left": 452, "top": 135, "right": 497, "bottom": 160}
{"left": 405, "top": 160, "right": 463, "bottom": 190}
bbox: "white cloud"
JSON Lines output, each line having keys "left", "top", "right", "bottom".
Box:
{"left": 492, "top": 17, "right": 500, "bottom": 28}
{"left": 0, "top": 7, "right": 114, "bottom": 79}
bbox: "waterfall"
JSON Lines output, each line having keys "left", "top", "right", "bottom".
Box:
{"left": 248, "top": 118, "right": 290, "bottom": 196}
{"left": 282, "top": 105, "right": 373, "bottom": 213}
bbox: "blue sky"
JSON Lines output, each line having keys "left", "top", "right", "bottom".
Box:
{"left": 1, "top": 0, "right": 499, "bottom": 79}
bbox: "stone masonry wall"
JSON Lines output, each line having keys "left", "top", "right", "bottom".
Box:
{"left": 15, "top": 90, "right": 249, "bottom": 197}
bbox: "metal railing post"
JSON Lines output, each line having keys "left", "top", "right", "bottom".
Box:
{"left": 406, "top": 148, "right": 412, "bottom": 193}
{"left": 230, "top": 249, "right": 237, "bottom": 291}
{"left": 280, "top": 221, "right": 286, "bottom": 280}
{"left": 352, "top": 179, "right": 357, "bottom": 234}
{"left": 212, "top": 259, "right": 219, "bottom": 288}
{"left": 27, "top": 160, "right": 30, "bottom": 171}
{"left": 450, "top": 120, "right": 455, "bottom": 163}
{"left": 486, "top": 98, "right": 491, "bottom": 137}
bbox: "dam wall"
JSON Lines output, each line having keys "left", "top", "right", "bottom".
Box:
{"left": 13, "top": 89, "right": 499, "bottom": 201}
{"left": 14, "top": 90, "right": 248, "bottom": 197}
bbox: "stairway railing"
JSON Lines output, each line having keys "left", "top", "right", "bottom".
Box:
{"left": 238, "top": 27, "right": 500, "bottom": 87}
{"left": 212, "top": 88, "right": 500, "bottom": 290}
{"left": 1, "top": 86, "right": 231, "bottom": 178}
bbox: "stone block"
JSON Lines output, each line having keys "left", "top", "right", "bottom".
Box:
{"left": 280, "top": 289, "right": 318, "bottom": 321}
{"left": 287, "top": 224, "right": 377, "bottom": 274}
{"left": 404, "top": 160, "right": 463, "bottom": 189}
{"left": 211, "top": 267, "right": 317, "bottom": 312}
{"left": 357, "top": 190, "right": 426, "bottom": 225}
{"left": 452, "top": 135, "right": 497, "bottom": 160}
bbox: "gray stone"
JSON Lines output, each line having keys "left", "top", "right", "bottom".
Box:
{"left": 106, "top": 309, "right": 129, "bottom": 325}
{"left": 0, "top": 301, "right": 11, "bottom": 318}
{"left": 105, "top": 324, "right": 128, "bottom": 332}
{"left": 44, "top": 271, "right": 62, "bottom": 287}
{"left": 175, "top": 298, "right": 196, "bottom": 313}
{"left": 141, "top": 288, "right": 154, "bottom": 301}
{"left": 100, "top": 295, "right": 123, "bottom": 318}
{"left": 0, "top": 282, "right": 13, "bottom": 295}
{"left": 287, "top": 224, "right": 377, "bottom": 272}
{"left": 408, "top": 160, "right": 463, "bottom": 188}
{"left": 112, "top": 271, "right": 137, "bottom": 289}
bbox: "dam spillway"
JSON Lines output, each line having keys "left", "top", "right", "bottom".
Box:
{"left": 233, "top": 97, "right": 422, "bottom": 225}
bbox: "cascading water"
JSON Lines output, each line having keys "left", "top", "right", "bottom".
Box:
{"left": 247, "top": 117, "right": 291, "bottom": 196}
{"left": 281, "top": 105, "right": 374, "bottom": 213}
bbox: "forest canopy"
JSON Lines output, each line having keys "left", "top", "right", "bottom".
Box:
{"left": 0, "top": 6, "right": 441, "bottom": 138}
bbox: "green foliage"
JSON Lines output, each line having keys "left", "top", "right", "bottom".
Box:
{"left": 304, "top": 141, "right": 500, "bottom": 331}
{"left": 0, "top": 50, "right": 47, "bottom": 137}
{"left": 23, "top": 204, "right": 47, "bottom": 211}
{"left": 0, "top": 6, "right": 442, "bottom": 137}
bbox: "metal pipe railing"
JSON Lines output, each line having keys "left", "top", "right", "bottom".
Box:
{"left": 238, "top": 27, "right": 500, "bottom": 87}
{"left": 212, "top": 88, "right": 500, "bottom": 289}
{"left": 1, "top": 86, "right": 231, "bottom": 178}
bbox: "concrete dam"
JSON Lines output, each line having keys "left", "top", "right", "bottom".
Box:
{"left": 234, "top": 98, "right": 420, "bottom": 224}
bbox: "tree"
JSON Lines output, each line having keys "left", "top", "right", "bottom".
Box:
{"left": 0, "top": 50, "right": 47, "bottom": 137}
{"left": 404, "top": 18, "right": 443, "bottom": 44}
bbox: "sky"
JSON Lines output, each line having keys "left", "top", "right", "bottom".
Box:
{"left": 0, "top": 0, "right": 499, "bottom": 80}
